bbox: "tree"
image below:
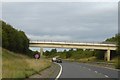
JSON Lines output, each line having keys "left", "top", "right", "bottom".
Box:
{"left": 66, "top": 51, "right": 72, "bottom": 58}
{"left": 95, "top": 50, "right": 105, "bottom": 60}
{"left": 44, "top": 50, "right": 50, "bottom": 56}
{"left": 2, "top": 29, "right": 9, "bottom": 49}
{"left": 2, "top": 20, "right": 30, "bottom": 54}
{"left": 117, "top": 33, "right": 120, "bottom": 56}
{"left": 50, "top": 49, "right": 57, "bottom": 54}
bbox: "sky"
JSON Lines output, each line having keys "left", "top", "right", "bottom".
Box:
{"left": 1, "top": 0, "right": 119, "bottom": 2}
{"left": 1, "top": 1, "right": 118, "bottom": 51}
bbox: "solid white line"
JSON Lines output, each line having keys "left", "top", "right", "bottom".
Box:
{"left": 55, "top": 63, "right": 62, "bottom": 80}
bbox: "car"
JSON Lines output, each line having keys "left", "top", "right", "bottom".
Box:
{"left": 56, "top": 58, "right": 62, "bottom": 63}
{"left": 52, "top": 57, "right": 62, "bottom": 63}
{"left": 52, "top": 57, "right": 57, "bottom": 62}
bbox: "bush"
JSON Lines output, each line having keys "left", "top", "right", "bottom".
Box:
{"left": 95, "top": 50, "right": 105, "bottom": 60}
{"left": 115, "top": 57, "right": 120, "bottom": 69}
{"left": 66, "top": 52, "right": 72, "bottom": 58}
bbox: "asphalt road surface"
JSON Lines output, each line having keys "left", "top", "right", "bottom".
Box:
{"left": 59, "top": 61, "right": 119, "bottom": 79}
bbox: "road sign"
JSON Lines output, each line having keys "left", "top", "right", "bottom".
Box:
{"left": 34, "top": 53, "right": 40, "bottom": 59}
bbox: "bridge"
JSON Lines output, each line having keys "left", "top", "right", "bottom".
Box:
{"left": 29, "top": 40, "right": 117, "bottom": 61}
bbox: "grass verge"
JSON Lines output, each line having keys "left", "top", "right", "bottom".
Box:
{"left": 2, "top": 48, "right": 51, "bottom": 78}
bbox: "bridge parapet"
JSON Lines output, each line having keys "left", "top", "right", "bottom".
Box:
{"left": 30, "top": 40, "right": 116, "bottom": 47}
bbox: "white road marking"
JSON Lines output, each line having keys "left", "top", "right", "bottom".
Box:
{"left": 105, "top": 75, "right": 109, "bottom": 78}
{"left": 88, "top": 69, "right": 91, "bottom": 71}
{"left": 80, "top": 65, "right": 110, "bottom": 78}
{"left": 55, "top": 63, "right": 62, "bottom": 80}
{"left": 95, "top": 71, "right": 98, "bottom": 73}
{"left": 85, "top": 63, "right": 120, "bottom": 71}
{"left": 83, "top": 67, "right": 86, "bottom": 68}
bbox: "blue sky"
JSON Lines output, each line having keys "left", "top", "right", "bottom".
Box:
{"left": 1, "top": 1, "right": 118, "bottom": 51}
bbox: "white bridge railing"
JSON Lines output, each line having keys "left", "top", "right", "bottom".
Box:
{"left": 30, "top": 40, "right": 116, "bottom": 47}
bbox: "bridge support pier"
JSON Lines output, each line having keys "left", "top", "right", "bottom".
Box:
{"left": 104, "top": 49, "right": 110, "bottom": 61}
{"left": 40, "top": 47, "right": 43, "bottom": 58}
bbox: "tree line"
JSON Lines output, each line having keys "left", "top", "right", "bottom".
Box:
{"left": 1, "top": 20, "right": 34, "bottom": 56}
{"left": 44, "top": 48, "right": 95, "bottom": 59}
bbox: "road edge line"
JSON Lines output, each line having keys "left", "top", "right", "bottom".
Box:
{"left": 55, "top": 63, "right": 62, "bottom": 80}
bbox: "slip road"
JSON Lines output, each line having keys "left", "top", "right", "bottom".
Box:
{"left": 58, "top": 61, "right": 119, "bottom": 78}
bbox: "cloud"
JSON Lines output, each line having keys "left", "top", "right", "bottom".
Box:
{"left": 2, "top": 2, "right": 118, "bottom": 42}
{"left": 27, "top": 34, "right": 72, "bottom": 41}
{"left": 2, "top": 0, "right": 119, "bottom": 2}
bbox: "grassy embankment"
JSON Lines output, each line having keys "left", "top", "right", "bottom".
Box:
{"left": 2, "top": 48, "right": 51, "bottom": 78}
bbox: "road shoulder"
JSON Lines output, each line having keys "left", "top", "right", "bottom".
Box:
{"left": 28, "top": 62, "right": 61, "bottom": 79}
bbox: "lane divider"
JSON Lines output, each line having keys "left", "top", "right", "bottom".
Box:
{"left": 80, "top": 66, "right": 109, "bottom": 78}
{"left": 95, "top": 71, "right": 98, "bottom": 73}
{"left": 84, "top": 63, "right": 120, "bottom": 71}
{"left": 55, "top": 63, "right": 63, "bottom": 80}
{"left": 88, "top": 69, "right": 91, "bottom": 71}
{"left": 105, "top": 75, "right": 109, "bottom": 78}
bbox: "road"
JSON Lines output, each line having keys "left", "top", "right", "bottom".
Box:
{"left": 58, "top": 61, "right": 119, "bottom": 79}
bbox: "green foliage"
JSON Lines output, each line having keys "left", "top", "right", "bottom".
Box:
{"left": 65, "top": 51, "right": 72, "bottom": 58}
{"left": 2, "top": 48, "right": 51, "bottom": 78}
{"left": 105, "top": 33, "right": 120, "bottom": 55}
{"left": 44, "top": 48, "right": 95, "bottom": 59}
{"left": 117, "top": 33, "right": 120, "bottom": 56}
{"left": 105, "top": 34, "right": 118, "bottom": 43}
{"left": 95, "top": 50, "right": 105, "bottom": 60}
{"left": 1, "top": 20, "right": 30, "bottom": 55}
{"left": 51, "top": 48, "right": 57, "bottom": 53}
{"left": 43, "top": 49, "right": 57, "bottom": 57}
{"left": 105, "top": 34, "right": 118, "bottom": 58}
{"left": 115, "top": 56, "right": 120, "bottom": 69}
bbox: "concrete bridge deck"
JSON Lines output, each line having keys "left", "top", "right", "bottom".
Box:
{"left": 29, "top": 40, "right": 117, "bottom": 61}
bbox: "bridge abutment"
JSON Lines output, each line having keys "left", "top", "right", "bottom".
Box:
{"left": 40, "top": 47, "right": 43, "bottom": 58}
{"left": 104, "top": 49, "right": 110, "bottom": 61}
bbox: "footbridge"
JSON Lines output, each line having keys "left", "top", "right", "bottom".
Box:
{"left": 29, "top": 40, "right": 117, "bottom": 61}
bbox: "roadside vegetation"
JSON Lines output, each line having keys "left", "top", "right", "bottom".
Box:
{"left": 2, "top": 48, "right": 51, "bottom": 78}
{"left": 105, "top": 34, "right": 120, "bottom": 69}
{"left": 1, "top": 20, "right": 52, "bottom": 78}
{"left": 1, "top": 20, "right": 34, "bottom": 57}
{"left": 44, "top": 48, "right": 97, "bottom": 63}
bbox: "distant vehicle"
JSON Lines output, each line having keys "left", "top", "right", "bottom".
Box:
{"left": 56, "top": 58, "right": 62, "bottom": 63}
{"left": 52, "top": 57, "right": 57, "bottom": 62}
{"left": 52, "top": 57, "right": 62, "bottom": 63}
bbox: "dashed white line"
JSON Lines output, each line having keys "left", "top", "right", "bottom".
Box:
{"left": 88, "top": 69, "right": 91, "bottom": 71}
{"left": 85, "top": 63, "right": 120, "bottom": 71}
{"left": 80, "top": 65, "right": 110, "bottom": 78}
{"left": 105, "top": 75, "right": 109, "bottom": 78}
{"left": 95, "top": 71, "right": 98, "bottom": 73}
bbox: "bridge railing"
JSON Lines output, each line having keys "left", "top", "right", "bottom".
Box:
{"left": 29, "top": 40, "right": 116, "bottom": 46}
